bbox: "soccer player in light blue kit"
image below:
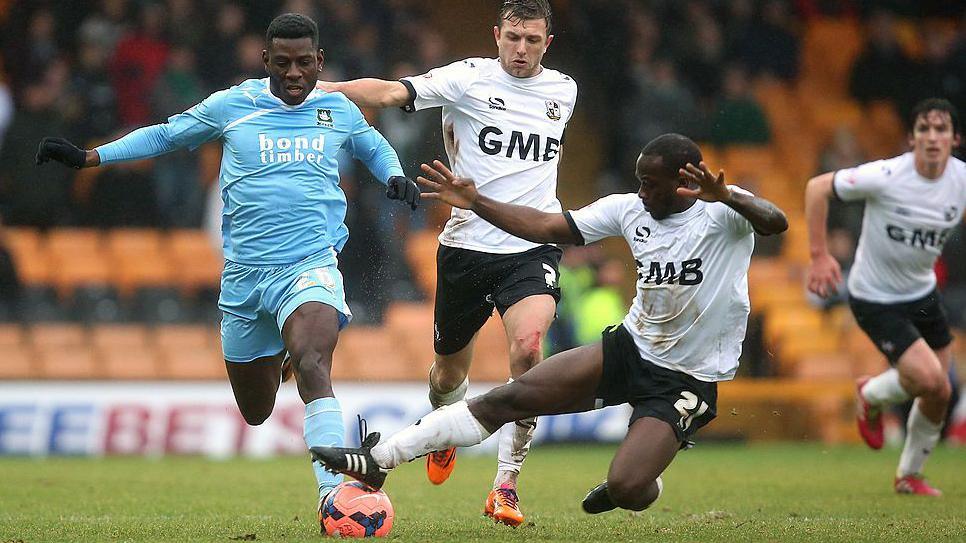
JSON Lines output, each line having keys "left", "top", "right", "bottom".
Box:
{"left": 35, "top": 13, "right": 421, "bottom": 529}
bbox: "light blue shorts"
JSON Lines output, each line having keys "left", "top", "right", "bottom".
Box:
{"left": 219, "top": 251, "right": 352, "bottom": 363}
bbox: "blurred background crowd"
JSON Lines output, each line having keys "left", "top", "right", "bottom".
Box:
{"left": 0, "top": 0, "right": 964, "bottom": 380}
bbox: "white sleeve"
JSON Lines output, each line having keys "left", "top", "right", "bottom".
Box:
{"left": 832, "top": 159, "right": 893, "bottom": 202}
{"left": 565, "top": 194, "right": 635, "bottom": 245}
{"left": 707, "top": 185, "right": 756, "bottom": 237}
{"left": 400, "top": 59, "right": 480, "bottom": 111}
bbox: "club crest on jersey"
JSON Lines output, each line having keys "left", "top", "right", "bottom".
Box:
{"left": 316, "top": 109, "right": 334, "bottom": 128}
{"left": 545, "top": 100, "right": 561, "bottom": 121}
{"left": 944, "top": 205, "right": 959, "bottom": 221}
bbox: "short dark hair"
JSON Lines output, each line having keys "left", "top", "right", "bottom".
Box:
{"left": 909, "top": 97, "right": 960, "bottom": 136}
{"left": 640, "top": 134, "right": 703, "bottom": 178}
{"left": 499, "top": 0, "right": 552, "bottom": 34}
{"left": 266, "top": 13, "right": 319, "bottom": 48}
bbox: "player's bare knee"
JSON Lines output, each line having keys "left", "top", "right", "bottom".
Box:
{"left": 292, "top": 349, "right": 334, "bottom": 387}
{"left": 606, "top": 478, "right": 658, "bottom": 511}
{"left": 924, "top": 373, "right": 952, "bottom": 403}
{"left": 239, "top": 404, "right": 273, "bottom": 426}
{"left": 509, "top": 330, "right": 543, "bottom": 370}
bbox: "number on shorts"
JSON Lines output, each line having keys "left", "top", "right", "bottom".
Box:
{"left": 673, "top": 390, "right": 709, "bottom": 431}
{"left": 542, "top": 263, "right": 557, "bottom": 288}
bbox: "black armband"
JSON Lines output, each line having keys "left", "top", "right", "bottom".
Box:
{"left": 399, "top": 79, "right": 417, "bottom": 113}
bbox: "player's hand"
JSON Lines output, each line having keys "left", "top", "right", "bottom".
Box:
{"left": 416, "top": 160, "right": 478, "bottom": 210}
{"left": 36, "top": 137, "right": 87, "bottom": 169}
{"left": 806, "top": 252, "right": 843, "bottom": 298}
{"left": 386, "top": 176, "right": 420, "bottom": 210}
{"left": 677, "top": 162, "right": 731, "bottom": 203}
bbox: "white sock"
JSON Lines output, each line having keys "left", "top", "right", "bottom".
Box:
{"left": 862, "top": 369, "right": 910, "bottom": 407}
{"left": 495, "top": 416, "right": 536, "bottom": 479}
{"left": 371, "top": 401, "right": 491, "bottom": 469}
{"left": 495, "top": 380, "right": 536, "bottom": 479}
{"left": 428, "top": 364, "right": 469, "bottom": 409}
{"left": 897, "top": 400, "right": 943, "bottom": 478}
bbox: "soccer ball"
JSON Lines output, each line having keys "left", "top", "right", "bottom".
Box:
{"left": 320, "top": 481, "right": 394, "bottom": 538}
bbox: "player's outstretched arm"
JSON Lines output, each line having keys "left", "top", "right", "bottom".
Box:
{"left": 417, "top": 160, "right": 582, "bottom": 245}
{"left": 803, "top": 171, "right": 842, "bottom": 298}
{"left": 677, "top": 162, "right": 788, "bottom": 235}
{"left": 319, "top": 79, "right": 410, "bottom": 109}
{"left": 35, "top": 137, "right": 100, "bottom": 169}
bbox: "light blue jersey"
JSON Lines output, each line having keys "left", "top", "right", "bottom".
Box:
{"left": 96, "top": 78, "right": 404, "bottom": 265}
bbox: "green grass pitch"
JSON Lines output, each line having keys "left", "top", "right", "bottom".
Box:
{"left": 1, "top": 443, "right": 963, "bottom": 542}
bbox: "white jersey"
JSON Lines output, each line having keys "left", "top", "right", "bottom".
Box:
{"left": 567, "top": 189, "right": 757, "bottom": 382}
{"left": 402, "top": 58, "right": 578, "bottom": 253}
{"left": 833, "top": 153, "right": 966, "bottom": 304}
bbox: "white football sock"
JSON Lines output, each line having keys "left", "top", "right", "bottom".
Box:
{"left": 495, "top": 416, "right": 536, "bottom": 478}
{"left": 495, "top": 380, "right": 536, "bottom": 479}
{"left": 428, "top": 364, "right": 469, "bottom": 409}
{"left": 862, "top": 368, "right": 910, "bottom": 407}
{"left": 897, "top": 399, "right": 943, "bottom": 478}
{"left": 371, "top": 401, "right": 490, "bottom": 469}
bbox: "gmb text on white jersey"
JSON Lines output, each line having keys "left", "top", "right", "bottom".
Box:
{"left": 568, "top": 189, "right": 757, "bottom": 382}
{"left": 403, "top": 58, "right": 578, "bottom": 253}
{"left": 834, "top": 152, "right": 966, "bottom": 304}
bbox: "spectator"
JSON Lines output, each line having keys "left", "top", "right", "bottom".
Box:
{"left": 623, "top": 56, "right": 702, "bottom": 164}
{"left": 730, "top": 0, "right": 800, "bottom": 81}
{"left": 710, "top": 63, "right": 771, "bottom": 146}
{"left": 81, "top": 154, "right": 161, "bottom": 228}
{"left": 916, "top": 28, "right": 966, "bottom": 119}
{"left": 0, "top": 61, "right": 13, "bottom": 152}
{"left": 63, "top": 38, "right": 118, "bottom": 144}
{"left": 849, "top": 9, "right": 917, "bottom": 115}
{"left": 165, "top": 0, "right": 205, "bottom": 51}
{"left": 109, "top": 2, "right": 169, "bottom": 126}
{"left": 938, "top": 223, "right": 966, "bottom": 327}
{"left": 0, "top": 65, "right": 73, "bottom": 227}
{"left": 77, "top": 0, "right": 129, "bottom": 57}
{"left": 198, "top": 3, "right": 245, "bottom": 91}
{"left": 150, "top": 45, "right": 206, "bottom": 227}
{"left": 574, "top": 257, "right": 628, "bottom": 345}
{"left": 232, "top": 33, "right": 266, "bottom": 84}
{"left": 819, "top": 126, "right": 866, "bottom": 235}
{"left": 0, "top": 215, "right": 22, "bottom": 321}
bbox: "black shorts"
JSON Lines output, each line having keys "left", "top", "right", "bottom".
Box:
{"left": 849, "top": 289, "right": 953, "bottom": 364}
{"left": 596, "top": 324, "right": 717, "bottom": 444}
{"left": 434, "top": 244, "right": 562, "bottom": 355}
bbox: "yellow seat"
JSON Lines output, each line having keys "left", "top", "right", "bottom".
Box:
{"left": 27, "top": 323, "right": 88, "bottom": 348}
{"left": 405, "top": 229, "right": 440, "bottom": 300}
{"left": 334, "top": 327, "right": 425, "bottom": 381}
{"left": 36, "top": 345, "right": 100, "bottom": 380}
{"left": 158, "top": 345, "right": 225, "bottom": 380}
{"left": 91, "top": 325, "right": 150, "bottom": 349}
{"left": 763, "top": 304, "right": 825, "bottom": 344}
{"left": 167, "top": 229, "right": 223, "bottom": 294}
{"left": 383, "top": 302, "right": 435, "bottom": 366}
{"left": 154, "top": 324, "right": 216, "bottom": 350}
{"left": 100, "top": 345, "right": 160, "bottom": 380}
{"left": 468, "top": 315, "right": 510, "bottom": 383}
{"left": 0, "top": 343, "right": 36, "bottom": 379}
{"left": 3, "top": 228, "right": 50, "bottom": 285}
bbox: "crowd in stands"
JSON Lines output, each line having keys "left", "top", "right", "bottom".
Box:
{"left": 0, "top": 1, "right": 964, "bottom": 356}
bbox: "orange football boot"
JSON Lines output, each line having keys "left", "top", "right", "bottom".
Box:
{"left": 484, "top": 484, "right": 524, "bottom": 527}
{"left": 426, "top": 447, "right": 457, "bottom": 485}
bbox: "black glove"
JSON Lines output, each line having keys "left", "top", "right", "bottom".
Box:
{"left": 386, "top": 176, "right": 420, "bottom": 210}
{"left": 36, "top": 137, "right": 87, "bottom": 169}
